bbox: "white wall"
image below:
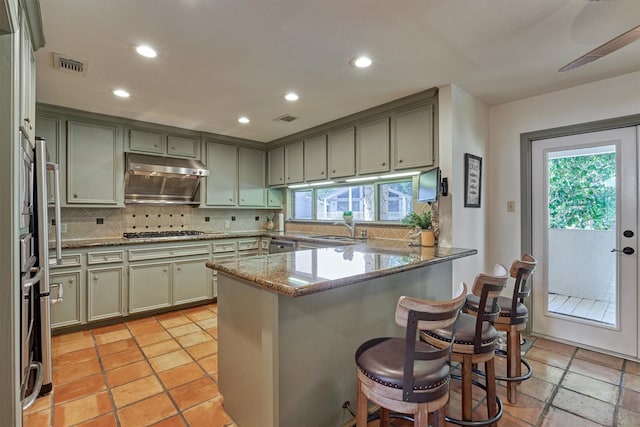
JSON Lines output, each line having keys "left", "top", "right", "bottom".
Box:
{"left": 488, "top": 71, "right": 640, "bottom": 269}
{"left": 439, "top": 84, "right": 489, "bottom": 287}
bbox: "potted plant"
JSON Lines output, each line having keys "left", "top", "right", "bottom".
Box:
{"left": 402, "top": 211, "right": 435, "bottom": 247}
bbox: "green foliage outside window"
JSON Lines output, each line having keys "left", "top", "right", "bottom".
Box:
{"left": 548, "top": 152, "right": 615, "bottom": 230}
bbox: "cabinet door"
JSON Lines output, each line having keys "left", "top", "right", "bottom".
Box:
{"left": 168, "top": 136, "right": 199, "bottom": 158}
{"left": 268, "top": 146, "right": 285, "bottom": 186}
{"left": 328, "top": 127, "right": 355, "bottom": 178}
{"left": 205, "top": 142, "right": 237, "bottom": 206}
{"left": 129, "top": 262, "right": 172, "bottom": 313}
{"left": 50, "top": 271, "right": 81, "bottom": 328}
{"left": 88, "top": 267, "right": 123, "bottom": 321}
{"left": 267, "top": 188, "right": 283, "bottom": 208}
{"left": 393, "top": 105, "right": 434, "bottom": 169}
{"left": 129, "top": 129, "right": 165, "bottom": 154}
{"left": 357, "top": 117, "right": 390, "bottom": 175}
{"left": 173, "top": 257, "right": 211, "bottom": 304}
{"left": 19, "top": 19, "right": 35, "bottom": 140}
{"left": 285, "top": 141, "right": 304, "bottom": 184}
{"left": 36, "top": 115, "right": 63, "bottom": 204}
{"left": 304, "top": 135, "right": 327, "bottom": 181}
{"left": 238, "top": 147, "right": 266, "bottom": 206}
{"left": 67, "top": 121, "right": 123, "bottom": 205}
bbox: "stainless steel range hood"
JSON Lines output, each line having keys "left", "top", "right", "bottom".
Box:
{"left": 125, "top": 153, "right": 209, "bottom": 205}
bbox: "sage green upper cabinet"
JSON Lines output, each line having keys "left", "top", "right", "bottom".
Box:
{"left": 19, "top": 7, "right": 36, "bottom": 142}
{"left": 393, "top": 105, "right": 434, "bottom": 170}
{"left": 167, "top": 136, "right": 199, "bottom": 158}
{"left": 285, "top": 141, "right": 304, "bottom": 184}
{"left": 67, "top": 120, "right": 123, "bottom": 206}
{"left": 304, "top": 135, "right": 327, "bottom": 181}
{"left": 205, "top": 141, "right": 237, "bottom": 206}
{"left": 357, "top": 117, "right": 390, "bottom": 175}
{"left": 328, "top": 127, "right": 355, "bottom": 179}
{"left": 268, "top": 146, "right": 285, "bottom": 186}
{"left": 129, "top": 129, "right": 164, "bottom": 154}
{"left": 267, "top": 188, "right": 283, "bottom": 208}
{"left": 129, "top": 129, "right": 199, "bottom": 159}
{"left": 238, "top": 147, "right": 266, "bottom": 206}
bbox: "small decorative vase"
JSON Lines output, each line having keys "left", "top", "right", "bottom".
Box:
{"left": 264, "top": 220, "right": 274, "bottom": 231}
{"left": 343, "top": 214, "right": 353, "bottom": 223}
{"left": 420, "top": 230, "right": 435, "bottom": 247}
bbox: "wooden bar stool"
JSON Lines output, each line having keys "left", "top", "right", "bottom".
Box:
{"left": 464, "top": 254, "right": 537, "bottom": 404}
{"left": 354, "top": 282, "right": 467, "bottom": 427}
{"left": 421, "top": 265, "right": 508, "bottom": 427}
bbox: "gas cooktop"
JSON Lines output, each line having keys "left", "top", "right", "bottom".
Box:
{"left": 123, "top": 230, "right": 204, "bottom": 239}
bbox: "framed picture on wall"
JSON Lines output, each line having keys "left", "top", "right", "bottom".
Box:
{"left": 464, "top": 153, "right": 482, "bottom": 208}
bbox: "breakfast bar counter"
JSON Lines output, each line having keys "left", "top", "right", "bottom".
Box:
{"left": 206, "top": 243, "right": 476, "bottom": 427}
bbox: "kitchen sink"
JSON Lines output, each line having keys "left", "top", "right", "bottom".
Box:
{"left": 313, "top": 235, "right": 357, "bottom": 243}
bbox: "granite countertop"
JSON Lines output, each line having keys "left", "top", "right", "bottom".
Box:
{"left": 206, "top": 242, "right": 476, "bottom": 297}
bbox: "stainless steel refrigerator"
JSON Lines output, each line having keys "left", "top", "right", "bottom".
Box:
{"left": 20, "top": 134, "right": 61, "bottom": 410}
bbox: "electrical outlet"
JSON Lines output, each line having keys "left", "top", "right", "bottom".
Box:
{"left": 96, "top": 218, "right": 104, "bottom": 225}
{"left": 60, "top": 223, "right": 67, "bottom": 233}
{"left": 224, "top": 220, "right": 230, "bottom": 228}
{"left": 255, "top": 216, "right": 260, "bottom": 221}
{"left": 231, "top": 216, "right": 236, "bottom": 221}
{"left": 507, "top": 201, "right": 516, "bottom": 212}
{"left": 204, "top": 216, "right": 210, "bottom": 222}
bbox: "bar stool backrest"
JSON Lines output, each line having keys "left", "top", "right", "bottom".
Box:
{"left": 508, "top": 254, "right": 537, "bottom": 323}
{"left": 471, "top": 264, "right": 509, "bottom": 353}
{"left": 394, "top": 282, "right": 467, "bottom": 403}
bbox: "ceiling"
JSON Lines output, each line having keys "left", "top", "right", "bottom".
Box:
{"left": 35, "top": 0, "right": 640, "bottom": 143}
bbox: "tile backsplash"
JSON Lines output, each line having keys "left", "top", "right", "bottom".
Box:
{"left": 49, "top": 206, "right": 281, "bottom": 239}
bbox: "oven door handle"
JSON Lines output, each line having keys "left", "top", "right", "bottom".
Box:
{"left": 22, "top": 267, "right": 42, "bottom": 291}
{"left": 47, "top": 162, "right": 62, "bottom": 266}
{"left": 21, "top": 361, "right": 43, "bottom": 410}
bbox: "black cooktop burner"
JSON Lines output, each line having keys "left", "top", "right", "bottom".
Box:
{"left": 123, "top": 230, "right": 204, "bottom": 239}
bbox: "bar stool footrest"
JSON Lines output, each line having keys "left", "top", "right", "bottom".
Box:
{"left": 494, "top": 349, "right": 533, "bottom": 382}
{"left": 444, "top": 373, "right": 504, "bottom": 427}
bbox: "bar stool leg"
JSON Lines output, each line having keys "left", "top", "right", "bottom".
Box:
{"left": 485, "top": 358, "right": 498, "bottom": 427}
{"left": 356, "top": 381, "right": 368, "bottom": 427}
{"left": 506, "top": 328, "right": 521, "bottom": 404}
{"left": 380, "top": 407, "right": 391, "bottom": 427}
{"left": 462, "top": 354, "right": 473, "bottom": 421}
{"left": 429, "top": 409, "right": 445, "bottom": 427}
{"left": 415, "top": 406, "right": 429, "bottom": 427}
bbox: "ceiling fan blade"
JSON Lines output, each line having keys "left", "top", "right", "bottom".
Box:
{"left": 559, "top": 24, "right": 640, "bottom": 72}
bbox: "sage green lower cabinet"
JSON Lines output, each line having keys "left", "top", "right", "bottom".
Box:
{"left": 173, "top": 257, "right": 211, "bottom": 305}
{"left": 128, "top": 262, "right": 172, "bottom": 313}
{"left": 88, "top": 266, "right": 124, "bottom": 321}
{"left": 50, "top": 270, "right": 82, "bottom": 328}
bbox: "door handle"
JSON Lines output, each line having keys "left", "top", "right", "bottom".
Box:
{"left": 611, "top": 247, "right": 635, "bottom": 255}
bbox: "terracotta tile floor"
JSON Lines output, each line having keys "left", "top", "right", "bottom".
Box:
{"left": 24, "top": 303, "right": 640, "bottom": 426}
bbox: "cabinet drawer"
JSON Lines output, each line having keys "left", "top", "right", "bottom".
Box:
{"left": 237, "top": 239, "right": 259, "bottom": 251}
{"left": 50, "top": 253, "right": 82, "bottom": 268}
{"left": 87, "top": 250, "right": 124, "bottom": 265}
{"left": 213, "top": 253, "right": 237, "bottom": 262}
{"left": 238, "top": 250, "right": 260, "bottom": 258}
{"left": 212, "top": 241, "right": 238, "bottom": 253}
{"left": 129, "top": 244, "right": 210, "bottom": 261}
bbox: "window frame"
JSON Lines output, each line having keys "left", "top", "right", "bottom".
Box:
{"left": 289, "top": 176, "right": 416, "bottom": 223}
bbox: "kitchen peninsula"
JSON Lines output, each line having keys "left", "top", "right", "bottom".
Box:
{"left": 206, "top": 241, "right": 476, "bottom": 427}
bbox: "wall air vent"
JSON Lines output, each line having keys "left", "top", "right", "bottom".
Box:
{"left": 52, "top": 53, "right": 87, "bottom": 76}
{"left": 274, "top": 114, "right": 298, "bottom": 123}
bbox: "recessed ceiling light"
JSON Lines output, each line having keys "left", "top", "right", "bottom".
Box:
{"left": 352, "top": 56, "right": 372, "bottom": 68}
{"left": 284, "top": 92, "right": 299, "bottom": 101}
{"left": 112, "top": 89, "right": 130, "bottom": 98}
{"left": 238, "top": 116, "right": 250, "bottom": 124}
{"left": 136, "top": 45, "right": 157, "bottom": 58}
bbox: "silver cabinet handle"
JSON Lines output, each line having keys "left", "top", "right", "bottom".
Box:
{"left": 50, "top": 282, "right": 64, "bottom": 304}
{"left": 21, "top": 362, "right": 43, "bottom": 410}
{"left": 22, "top": 267, "right": 42, "bottom": 291}
{"left": 47, "top": 162, "right": 62, "bottom": 265}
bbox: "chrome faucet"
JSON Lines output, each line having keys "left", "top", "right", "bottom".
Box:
{"left": 334, "top": 219, "right": 357, "bottom": 238}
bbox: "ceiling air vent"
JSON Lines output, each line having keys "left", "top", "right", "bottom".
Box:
{"left": 53, "top": 53, "right": 87, "bottom": 76}
{"left": 274, "top": 114, "right": 298, "bottom": 123}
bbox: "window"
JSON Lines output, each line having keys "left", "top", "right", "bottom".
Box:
{"left": 291, "top": 179, "right": 414, "bottom": 221}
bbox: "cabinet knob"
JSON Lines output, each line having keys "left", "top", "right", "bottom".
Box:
{"left": 176, "top": 267, "right": 182, "bottom": 271}
{"left": 382, "top": 162, "right": 386, "bottom": 166}
{"left": 163, "top": 269, "right": 168, "bottom": 273}
{"left": 69, "top": 279, "right": 74, "bottom": 283}
{"left": 154, "top": 144, "right": 159, "bottom": 148}
{"left": 73, "top": 193, "right": 78, "bottom": 198}
{"left": 241, "top": 198, "right": 245, "bottom": 202}
{"left": 171, "top": 146, "right": 176, "bottom": 150}
{"left": 229, "top": 198, "right": 233, "bottom": 202}
{"left": 24, "top": 117, "right": 31, "bottom": 123}
{"left": 332, "top": 170, "right": 336, "bottom": 173}
{"left": 93, "top": 275, "right": 98, "bottom": 280}
{"left": 321, "top": 171, "right": 324, "bottom": 175}
{"left": 398, "top": 159, "right": 403, "bottom": 163}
